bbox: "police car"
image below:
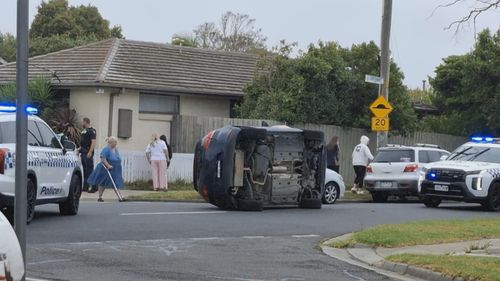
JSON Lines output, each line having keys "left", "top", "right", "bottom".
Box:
{"left": 419, "top": 137, "right": 500, "bottom": 211}
{"left": 0, "top": 105, "right": 83, "bottom": 223}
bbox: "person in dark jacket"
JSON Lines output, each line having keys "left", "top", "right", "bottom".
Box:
{"left": 326, "top": 136, "right": 341, "bottom": 173}
{"left": 160, "top": 135, "right": 172, "bottom": 167}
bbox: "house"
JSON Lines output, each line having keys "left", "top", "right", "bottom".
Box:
{"left": 0, "top": 39, "right": 258, "bottom": 151}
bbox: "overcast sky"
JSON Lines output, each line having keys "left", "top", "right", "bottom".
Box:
{"left": 1, "top": 0, "right": 499, "bottom": 88}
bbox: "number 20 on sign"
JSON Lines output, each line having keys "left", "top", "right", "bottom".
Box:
{"left": 372, "top": 117, "right": 389, "bottom": 131}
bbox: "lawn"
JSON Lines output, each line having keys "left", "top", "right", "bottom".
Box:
{"left": 387, "top": 254, "right": 500, "bottom": 281}
{"left": 327, "top": 218, "right": 500, "bottom": 248}
{"left": 126, "top": 190, "right": 203, "bottom": 201}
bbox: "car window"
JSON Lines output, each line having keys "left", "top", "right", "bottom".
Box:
{"left": 427, "top": 151, "right": 443, "bottom": 162}
{"left": 0, "top": 121, "right": 16, "bottom": 143}
{"left": 418, "top": 151, "right": 430, "bottom": 163}
{"left": 373, "top": 149, "right": 415, "bottom": 163}
{"left": 36, "top": 122, "right": 62, "bottom": 149}
{"left": 28, "top": 120, "right": 43, "bottom": 147}
{"left": 448, "top": 145, "right": 500, "bottom": 164}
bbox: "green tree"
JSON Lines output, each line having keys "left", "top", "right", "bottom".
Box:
{"left": 0, "top": 32, "right": 17, "bottom": 62}
{"left": 429, "top": 28, "right": 500, "bottom": 135}
{"left": 238, "top": 41, "right": 417, "bottom": 135}
{"left": 171, "top": 33, "right": 198, "bottom": 47}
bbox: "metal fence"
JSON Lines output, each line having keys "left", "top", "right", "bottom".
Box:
{"left": 170, "top": 115, "right": 467, "bottom": 185}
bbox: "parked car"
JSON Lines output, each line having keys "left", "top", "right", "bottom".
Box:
{"left": 0, "top": 212, "right": 24, "bottom": 281}
{"left": 193, "top": 125, "right": 326, "bottom": 211}
{"left": 419, "top": 137, "right": 500, "bottom": 211}
{"left": 364, "top": 144, "right": 450, "bottom": 202}
{"left": 322, "top": 168, "right": 345, "bottom": 204}
{"left": 0, "top": 106, "right": 83, "bottom": 223}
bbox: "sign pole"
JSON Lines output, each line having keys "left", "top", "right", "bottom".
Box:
{"left": 15, "top": 0, "right": 29, "bottom": 279}
{"left": 378, "top": 0, "right": 392, "bottom": 148}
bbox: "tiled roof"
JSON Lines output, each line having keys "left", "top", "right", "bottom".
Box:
{"left": 0, "top": 38, "right": 258, "bottom": 97}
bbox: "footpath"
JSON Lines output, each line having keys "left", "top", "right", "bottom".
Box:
{"left": 322, "top": 234, "right": 500, "bottom": 281}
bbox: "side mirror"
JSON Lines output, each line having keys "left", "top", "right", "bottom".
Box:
{"left": 62, "top": 140, "right": 76, "bottom": 151}
{"left": 440, "top": 155, "right": 448, "bottom": 161}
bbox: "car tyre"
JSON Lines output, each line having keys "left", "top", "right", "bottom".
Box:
{"left": 236, "top": 198, "right": 264, "bottom": 211}
{"left": 59, "top": 174, "right": 82, "bottom": 216}
{"left": 482, "top": 182, "right": 500, "bottom": 212}
{"left": 322, "top": 182, "right": 340, "bottom": 204}
{"left": 423, "top": 197, "right": 441, "bottom": 208}
{"left": 27, "top": 178, "right": 36, "bottom": 224}
{"left": 371, "top": 192, "right": 389, "bottom": 203}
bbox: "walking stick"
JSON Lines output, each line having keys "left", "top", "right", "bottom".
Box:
{"left": 101, "top": 163, "right": 125, "bottom": 202}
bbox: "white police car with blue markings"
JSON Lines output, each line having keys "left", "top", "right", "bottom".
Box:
{"left": 419, "top": 137, "right": 500, "bottom": 211}
{"left": 0, "top": 105, "right": 83, "bottom": 224}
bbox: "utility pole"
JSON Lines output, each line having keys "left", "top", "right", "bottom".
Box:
{"left": 377, "top": 0, "right": 393, "bottom": 148}
{"left": 15, "top": 0, "right": 29, "bottom": 280}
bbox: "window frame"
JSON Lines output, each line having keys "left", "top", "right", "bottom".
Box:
{"left": 35, "top": 121, "right": 62, "bottom": 149}
{"left": 139, "top": 92, "right": 179, "bottom": 115}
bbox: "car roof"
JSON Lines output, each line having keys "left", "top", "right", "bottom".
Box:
{"left": 460, "top": 141, "right": 500, "bottom": 148}
{"left": 379, "top": 145, "right": 447, "bottom": 152}
{"left": 0, "top": 112, "right": 43, "bottom": 122}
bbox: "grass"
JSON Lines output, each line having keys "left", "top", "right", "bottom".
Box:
{"left": 326, "top": 218, "right": 500, "bottom": 248}
{"left": 387, "top": 254, "right": 500, "bottom": 281}
{"left": 343, "top": 189, "right": 372, "bottom": 201}
{"left": 125, "top": 179, "right": 193, "bottom": 191}
{"left": 126, "top": 190, "right": 203, "bottom": 202}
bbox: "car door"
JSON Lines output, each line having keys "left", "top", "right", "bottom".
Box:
{"left": 34, "top": 121, "right": 67, "bottom": 199}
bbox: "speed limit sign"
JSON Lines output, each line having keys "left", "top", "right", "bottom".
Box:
{"left": 371, "top": 117, "right": 389, "bottom": 131}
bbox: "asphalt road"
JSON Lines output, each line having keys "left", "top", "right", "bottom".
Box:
{"left": 26, "top": 200, "right": 500, "bottom": 281}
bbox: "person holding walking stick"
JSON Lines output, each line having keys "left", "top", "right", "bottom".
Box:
{"left": 87, "top": 136, "right": 124, "bottom": 202}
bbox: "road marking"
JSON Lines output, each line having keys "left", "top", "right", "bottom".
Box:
{"left": 242, "top": 236, "right": 267, "bottom": 239}
{"left": 28, "top": 259, "right": 71, "bottom": 266}
{"left": 190, "top": 237, "right": 223, "bottom": 241}
{"left": 291, "top": 234, "right": 320, "bottom": 238}
{"left": 27, "top": 278, "right": 53, "bottom": 281}
{"left": 343, "top": 270, "right": 367, "bottom": 281}
{"left": 120, "top": 211, "right": 227, "bottom": 216}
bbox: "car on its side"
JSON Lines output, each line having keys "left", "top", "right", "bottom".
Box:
{"left": 364, "top": 144, "right": 450, "bottom": 202}
{"left": 419, "top": 137, "right": 500, "bottom": 211}
{"left": 0, "top": 212, "right": 24, "bottom": 281}
{"left": 322, "top": 168, "right": 345, "bottom": 204}
{"left": 193, "top": 125, "right": 326, "bottom": 211}
{"left": 0, "top": 107, "right": 83, "bottom": 224}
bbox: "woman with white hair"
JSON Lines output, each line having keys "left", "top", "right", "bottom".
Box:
{"left": 351, "top": 135, "right": 374, "bottom": 194}
{"left": 87, "top": 136, "right": 124, "bottom": 202}
{"left": 146, "top": 133, "right": 169, "bottom": 191}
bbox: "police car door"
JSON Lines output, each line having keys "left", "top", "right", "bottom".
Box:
{"left": 34, "top": 121, "right": 67, "bottom": 199}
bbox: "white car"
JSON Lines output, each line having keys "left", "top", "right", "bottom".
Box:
{"left": 419, "top": 137, "right": 500, "bottom": 211}
{"left": 0, "top": 212, "right": 24, "bottom": 281}
{"left": 364, "top": 144, "right": 450, "bottom": 202}
{"left": 322, "top": 168, "right": 345, "bottom": 204}
{"left": 0, "top": 108, "right": 83, "bottom": 223}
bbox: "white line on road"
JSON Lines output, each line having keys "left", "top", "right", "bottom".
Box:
{"left": 343, "top": 270, "right": 367, "bottom": 281}
{"left": 28, "top": 259, "right": 71, "bottom": 266}
{"left": 190, "top": 237, "right": 224, "bottom": 241}
{"left": 242, "top": 236, "right": 267, "bottom": 239}
{"left": 26, "top": 278, "right": 53, "bottom": 281}
{"left": 120, "top": 211, "right": 227, "bottom": 216}
{"left": 291, "top": 234, "right": 320, "bottom": 238}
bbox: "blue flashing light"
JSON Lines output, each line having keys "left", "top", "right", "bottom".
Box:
{"left": 0, "top": 104, "right": 38, "bottom": 114}
{"left": 471, "top": 136, "right": 495, "bottom": 143}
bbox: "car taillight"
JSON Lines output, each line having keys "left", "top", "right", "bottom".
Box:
{"left": 0, "top": 149, "right": 5, "bottom": 174}
{"left": 203, "top": 130, "right": 215, "bottom": 150}
{"left": 404, "top": 164, "right": 418, "bottom": 172}
{"left": 366, "top": 165, "right": 373, "bottom": 173}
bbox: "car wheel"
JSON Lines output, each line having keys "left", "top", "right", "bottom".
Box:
{"left": 27, "top": 178, "right": 36, "bottom": 224}
{"left": 322, "top": 182, "right": 340, "bottom": 204}
{"left": 371, "top": 192, "right": 388, "bottom": 203}
{"left": 423, "top": 198, "right": 441, "bottom": 208}
{"left": 300, "top": 190, "right": 322, "bottom": 209}
{"left": 236, "top": 198, "right": 264, "bottom": 211}
{"left": 482, "top": 182, "right": 500, "bottom": 212}
{"left": 59, "top": 174, "right": 82, "bottom": 216}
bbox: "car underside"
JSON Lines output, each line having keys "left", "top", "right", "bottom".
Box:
{"left": 193, "top": 126, "right": 326, "bottom": 211}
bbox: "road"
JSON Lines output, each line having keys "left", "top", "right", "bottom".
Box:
{"left": 26, "top": 200, "right": 499, "bottom": 281}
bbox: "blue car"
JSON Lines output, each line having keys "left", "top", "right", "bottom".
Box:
{"left": 193, "top": 125, "right": 326, "bottom": 211}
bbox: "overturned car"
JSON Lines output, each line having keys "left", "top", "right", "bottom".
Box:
{"left": 193, "top": 125, "right": 326, "bottom": 211}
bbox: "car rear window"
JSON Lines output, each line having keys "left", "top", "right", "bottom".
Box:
{"left": 373, "top": 149, "right": 415, "bottom": 163}
{"left": 0, "top": 121, "right": 16, "bottom": 143}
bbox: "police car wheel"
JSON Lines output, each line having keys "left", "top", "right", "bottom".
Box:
{"left": 483, "top": 183, "right": 500, "bottom": 212}
{"left": 27, "top": 178, "right": 36, "bottom": 224}
{"left": 59, "top": 174, "right": 82, "bottom": 216}
{"left": 423, "top": 198, "right": 441, "bottom": 208}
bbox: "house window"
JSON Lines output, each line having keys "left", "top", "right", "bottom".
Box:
{"left": 139, "top": 93, "right": 178, "bottom": 114}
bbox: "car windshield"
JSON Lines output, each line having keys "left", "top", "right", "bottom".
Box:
{"left": 0, "top": 121, "right": 16, "bottom": 143}
{"left": 447, "top": 145, "right": 500, "bottom": 164}
{"left": 373, "top": 149, "right": 415, "bottom": 163}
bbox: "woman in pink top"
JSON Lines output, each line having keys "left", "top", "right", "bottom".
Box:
{"left": 145, "top": 133, "right": 170, "bottom": 191}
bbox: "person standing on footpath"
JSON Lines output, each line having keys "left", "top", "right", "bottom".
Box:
{"left": 351, "top": 135, "right": 374, "bottom": 194}
{"left": 146, "top": 133, "right": 170, "bottom": 191}
{"left": 326, "top": 136, "right": 341, "bottom": 173}
{"left": 79, "top": 117, "right": 97, "bottom": 193}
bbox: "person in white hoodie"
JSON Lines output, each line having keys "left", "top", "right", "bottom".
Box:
{"left": 351, "top": 135, "right": 374, "bottom": 194}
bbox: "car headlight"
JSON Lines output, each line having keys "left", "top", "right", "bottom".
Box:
{"left": 471, "top": 177, "right": 483, "bottom": 191}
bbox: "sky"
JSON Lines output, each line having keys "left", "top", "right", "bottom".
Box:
{"left": 1, "top": 0, "right": 499, "bottom": 88}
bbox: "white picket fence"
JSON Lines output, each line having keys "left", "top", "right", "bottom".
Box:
{"left": 97, "top": 151, "right": 194, "bottom": 183}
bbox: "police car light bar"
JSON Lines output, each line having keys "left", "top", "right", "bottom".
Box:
{"left": 0, "top": 104, "right": 38, "bottom": 114}
{"left": 471, "top": 136, "right": 498, "bottom": 143}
